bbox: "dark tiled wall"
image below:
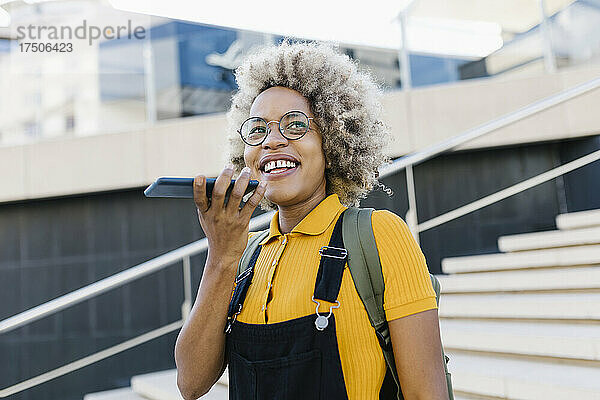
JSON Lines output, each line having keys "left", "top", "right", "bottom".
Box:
{"left": 364, "top": 135, "right": 600, "bottom": 274}
{"left": 0, "top": 190, "right": 210, "bottom": 400}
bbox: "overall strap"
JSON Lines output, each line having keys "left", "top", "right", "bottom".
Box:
{"left": 313, "top": 209, "right": 348, "bottom": 303}
{"left": 225, "top": 231, "right": 267, "bottom": 334}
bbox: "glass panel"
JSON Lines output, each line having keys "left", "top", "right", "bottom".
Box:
{"left": 401, "top": 0, "right": 600, "bottom": 85}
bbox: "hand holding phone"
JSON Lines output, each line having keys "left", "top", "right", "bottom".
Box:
{"left": 193, "top": 165, "right": 267, "bottom": 266}
{"left": 144, "top": 177, "right": 259, "bottom": 200}
{"left": 145, "top": 166, "right": 267, "bottom": 267}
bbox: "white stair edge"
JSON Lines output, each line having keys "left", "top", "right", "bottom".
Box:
{"left": 83, "top": 387, "right": 146, "bottom": 400}
{"left": 498, "top": 226, "right": 600, "bottom": 252}
{"left": 446, "top": 351, "right": 600, "bottom": 399}
{"left": 439, "top": 292, "right": 600, "bottom": 320}
{"left": 440, "top": 319, "right": 600, "bottom": 360}
{"left": 131, "top": 369, "right": 183, "bottom": 400}
{"left": 131, "top": 369, "right": 228, "bottom": 400}
{"left": 436, "top": 266, "right": 600, "bottom": 293}
{"left": 441, "top": 244, "right": 600, "bottom": 274}
{"left": 556, "top": 209, "right": 600, "bottom": 230}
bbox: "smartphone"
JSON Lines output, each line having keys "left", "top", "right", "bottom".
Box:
{"left": 144, "top": 177, "right": 259, "bottom": 199}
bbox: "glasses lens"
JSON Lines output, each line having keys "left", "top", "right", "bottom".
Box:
{"left": 241, "top": 118, "right": 267, "bottom": 145}
{"left": 281, "top": 112, "right": 309, "bottom": 139}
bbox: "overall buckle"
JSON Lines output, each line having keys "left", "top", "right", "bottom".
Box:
{"left": 235, "top": 267, "right": 253, "bottom": 284}
{"left": 225, "top": 303, "right": 243, "bottom": 334}
{"left": 312, "top": 296, "right": 341, "bottom": 331}
{"left": 318, "top": 246, "right": 347, "bottom": 260}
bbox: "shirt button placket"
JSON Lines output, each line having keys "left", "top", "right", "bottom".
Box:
{"left": 263, "top": 235, "right": 288, "bottom": 323}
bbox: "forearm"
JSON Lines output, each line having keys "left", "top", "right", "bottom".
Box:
{"left": 174, "top": 256, "right": 237, "bottom": 399}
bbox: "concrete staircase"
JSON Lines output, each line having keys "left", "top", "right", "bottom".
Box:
{"left": 438, "top": 208, "right": 600, "bottom": 400}
{"left": 84, "top": 208, "right": 600, "bottom": 400}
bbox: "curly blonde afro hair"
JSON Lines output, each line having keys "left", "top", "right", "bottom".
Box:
{"left": 226, "top": 40, "right": 392, "bottom": 211}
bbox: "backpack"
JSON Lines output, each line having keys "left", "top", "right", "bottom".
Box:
{"left": 237, "top": 207, "right": 454, "bottom": 400}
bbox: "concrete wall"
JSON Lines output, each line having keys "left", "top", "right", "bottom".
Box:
{"left": 1, "top": 64, "right": 599, "bottom": 204}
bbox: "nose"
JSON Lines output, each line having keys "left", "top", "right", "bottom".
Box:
{"left": 262, "top": 121, "right": 288, "bottom": 149}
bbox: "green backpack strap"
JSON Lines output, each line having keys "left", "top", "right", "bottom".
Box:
{"left": 342, "top": 207, "right": 402, "bottom": 399}
{"left": 342, "top": 207, "right": 454, "bottom": 400}
{"left": 237, "top": 229, "right": 270, "bottom": 276}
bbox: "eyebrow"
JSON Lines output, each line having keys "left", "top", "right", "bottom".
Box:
{"left": 249, "top": 110, "right": 313, "bottom": 120}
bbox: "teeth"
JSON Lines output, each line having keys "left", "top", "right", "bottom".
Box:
{"left": 263, "top": 159, "right": 297, "bottom": 173}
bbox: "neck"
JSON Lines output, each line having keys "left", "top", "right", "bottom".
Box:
{"left": 277, "top": 190, "right": 327, "bottom": 234}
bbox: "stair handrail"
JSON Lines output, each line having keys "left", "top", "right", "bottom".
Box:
{"left": 1, "top": 74, "right": 600, "bottom": 398}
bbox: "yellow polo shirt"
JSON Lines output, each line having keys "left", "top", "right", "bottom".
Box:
{"left": 237, "top": 193, "right": 437, "bottom": 399}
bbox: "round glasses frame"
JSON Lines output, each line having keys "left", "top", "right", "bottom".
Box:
{"left": 237, "top": 110, "right": 316, "bottom": 146}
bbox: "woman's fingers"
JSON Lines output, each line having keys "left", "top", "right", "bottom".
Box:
{"left": 226, "top": 166, "right": 251, "bottom": 213}
{"left": 193, "top": 175, "right": 209, "bottom": 213}
{"left": 212, "top": 165, "right": 234, "bottom": 209}
{"left": 194, "top": 164, "right": 266, "bottom": 225}
{"left": 239, "top": 180, "right": 267, "bottom": 220}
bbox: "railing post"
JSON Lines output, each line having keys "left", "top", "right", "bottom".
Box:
{"left": 405, "top": 164, "right": 420, "bottom": 244}
{"left": 397, "top": 9, "right": 412, "bottom": 90}
{"left": 181, "top": 256, "right": 192, "bottom": 320}
{"left": 539, "top": 0, "right": 557, "bottom": 73}
{"left": 143, "top": 24, "right": 157, "bottom": 124}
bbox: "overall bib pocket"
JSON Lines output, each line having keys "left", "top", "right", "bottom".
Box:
{"left": 229, "top": 351, "right": 256, "bottom": 400}
{"left": 230, "top": 349, "right": 322, "bottom": 400}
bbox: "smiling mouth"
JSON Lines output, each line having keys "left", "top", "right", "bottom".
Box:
{"left": 261, "top": 160, "right": 300, "bottom": 175}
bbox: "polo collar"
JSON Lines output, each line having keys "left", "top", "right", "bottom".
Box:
{"left": 259, "top": 194, "right": 347, "bottom": 245}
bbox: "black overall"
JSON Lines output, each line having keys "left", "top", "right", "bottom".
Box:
{"left": 225, "top": 210, "right": 398, "bottom": 400}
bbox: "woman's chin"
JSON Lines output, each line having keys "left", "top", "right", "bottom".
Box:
{"left": 265, "top": 188, "right": 299, "bottom": 207}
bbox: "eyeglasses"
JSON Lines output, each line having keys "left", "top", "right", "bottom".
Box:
{"left": 238, "top": 110, "right": 315, "bottom": 146}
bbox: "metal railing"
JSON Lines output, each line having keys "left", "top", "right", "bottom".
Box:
{"left": 1, "top": 75, "right": 600, "bottom": 398}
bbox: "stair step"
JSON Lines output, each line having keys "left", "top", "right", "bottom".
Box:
{"left": 447, "top": 351, "right": 600, "bottom": 399}
{"left": 556, "top": 209, "right": 600, "bottom": 230}
{"left": 439, "top": 292, "right": 600, "bottom": 320}
{"left": 442, "top": 244, "right": 600, "bottom": 274}
{"left": 440, "top": 319, "right": 600, "bottom": 360}
{"left": 83, "top": 387, "right": 146, "bottom": 400}
{"left": 131, "top": 369, "right": 228, "bottom": 400}
{"left": 498, "top": 226, "right": 600, "bottom": 252}
{"left": 436, "top": 266, "right": 600, "bottom": 293}
{"left": 131, "top": 370, "right": 182, "bottom": 400}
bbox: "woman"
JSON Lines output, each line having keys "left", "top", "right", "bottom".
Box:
{"left": 175, "top": 41, "right": 449, "bottom": 399}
